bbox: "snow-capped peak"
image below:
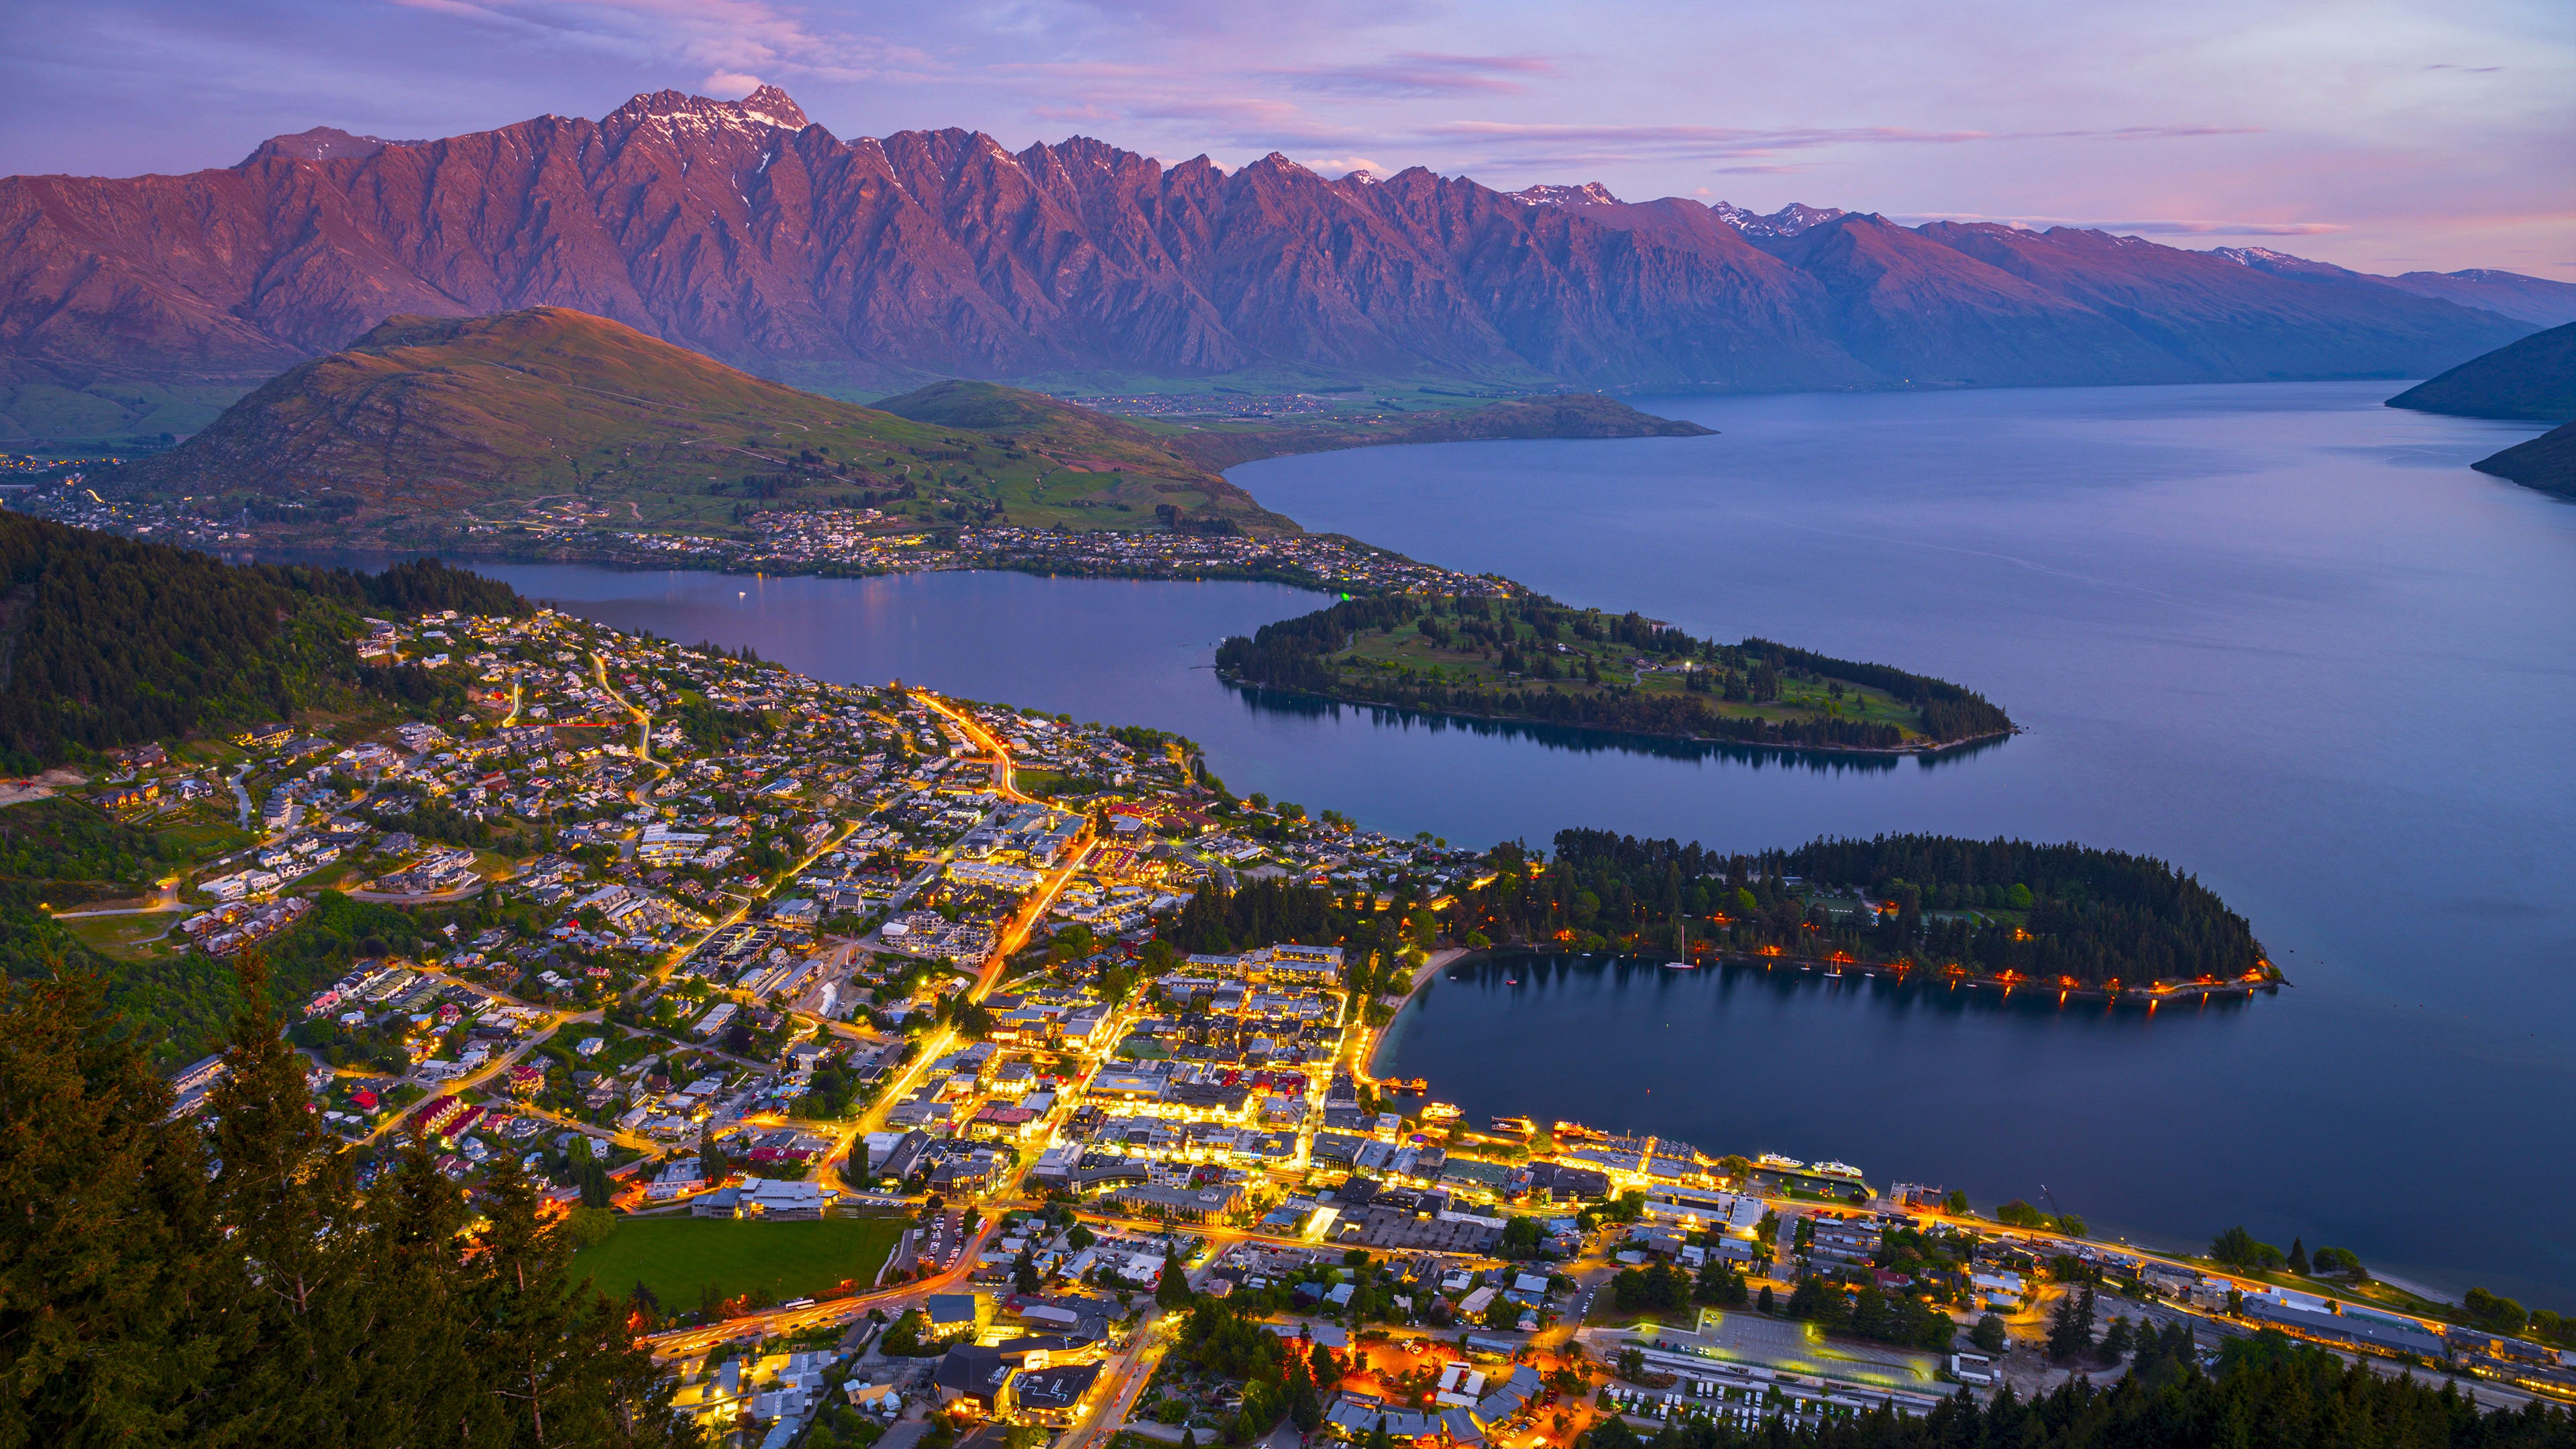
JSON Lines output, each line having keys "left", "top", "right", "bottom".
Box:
{"left": 1510, "top": 181, "right": 1621, "bottom": 207}
{"left": 1709, "top": 200, "right": 1847, "bottom": 237}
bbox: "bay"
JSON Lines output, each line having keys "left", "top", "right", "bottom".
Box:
{"left": 424, "top": 380, "right": 2573, "bottom": 1305}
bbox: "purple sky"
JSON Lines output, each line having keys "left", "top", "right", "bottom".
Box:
{"left": 3, "top": 0, "right": 2569, "bottom": 275}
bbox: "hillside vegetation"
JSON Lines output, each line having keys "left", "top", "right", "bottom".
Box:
{"left": 2475, "top": 421, "right": 2576, "bottom": 497}
{"left": 111, "top": 309, "right": 1297, "bottom": 543}
{"left": 1161, "top": 392, "right": 1715, "bottom": 470}
{"left": 0, "top": 514, "right": 518, "bottom": 769}
{"left": 2387, "top": 320, "right": 2576, "bottom": 421}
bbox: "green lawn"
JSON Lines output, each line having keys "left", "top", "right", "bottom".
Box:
{"left": 571, "top": 1214, "right": 906, "bottom": 1310}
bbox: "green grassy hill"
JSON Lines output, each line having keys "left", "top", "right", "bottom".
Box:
{"left": 1163, "top": 392, "right": 1715, "bottom": 470}
{"left": 111, "top": 309, "right": 1297, "bottom": 541}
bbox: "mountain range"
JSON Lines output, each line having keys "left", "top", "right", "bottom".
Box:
{"left": 5, "top": 85, "right": 2569, "bottom": 446}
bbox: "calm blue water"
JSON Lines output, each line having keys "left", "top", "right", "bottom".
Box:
{"left": 429, "top": 382, "right": 2573, "bottom": 1306}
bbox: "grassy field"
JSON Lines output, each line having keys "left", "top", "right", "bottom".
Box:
{"left": 569, "top": 1214, "right": 906, "bottom": 1310}
{"left": 59, "top": 912, "right": 184, "bottom": 961}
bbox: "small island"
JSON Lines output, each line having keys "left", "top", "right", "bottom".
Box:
{"left": 1450, "top": 829, "right": 2278, "bottom": 998}
{"left": 1216, "top": 590, "right": 2015, "bottom": 751}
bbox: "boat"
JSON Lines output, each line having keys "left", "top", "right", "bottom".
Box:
{"left": 1662, "top": 960, "right": 1695, "bottom": 970}
{"left": 1492, "top": 1115, "right": 1538, "bottom": 1136}
{"left": 1421, "top": 1102, "right": 1463, "bottom": 1122}
{"left": 1756, "top": 1152, "right": 1806, "bottom": 1171}
{"left": 1812, "top": 1161, "right": 1865, "bottom": 1179}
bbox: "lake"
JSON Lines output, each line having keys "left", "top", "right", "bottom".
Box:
{"left": 433, "top": 380, "right": 2574, "bottom": 1306}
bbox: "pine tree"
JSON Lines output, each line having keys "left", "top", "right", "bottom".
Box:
{"left": 1309, "top": 1341, "right": 1339, "bottom": 1389}
{"left": 1155, "top": 1246, "right": 1193, "bottom": 1309}
{"left": 2098, "top": 1315, "right": 2135, "bottom": 1365}
{"left": 2288, "top": 1237, "right": 2310, "bottom": 1276}
{"left": 2047, "top": 1284, "right": 2099, "bottom": 1363}
{"left": 0, "top": 957, "right": 697, "bottom": 1446}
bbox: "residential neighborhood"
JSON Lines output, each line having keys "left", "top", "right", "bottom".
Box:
{"left": 55, "top": 600, "right": 2573, "bottom": 1448}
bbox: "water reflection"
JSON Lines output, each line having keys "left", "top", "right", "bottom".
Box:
{"left": 1415, "top": 953, "right": 2258, "bottom": 1030}
{"left": 1226, "top": 684, "right": 2014, "bottom": 773}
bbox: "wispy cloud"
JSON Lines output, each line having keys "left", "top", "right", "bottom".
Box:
{"left": 1417, "top": 119, "right": 2255, "bottom": 164}
{"left": 390, "top": 0, "right": 933, "bottom": 83}
{"left": 1265, "top": 52, "right": 1553, "bottom": 99}
{"left": 1301, "top": 154, "right": 1388, "bottom": 177}
{"left": 1897, "top": 210, "right": 2349, "bottom": 237}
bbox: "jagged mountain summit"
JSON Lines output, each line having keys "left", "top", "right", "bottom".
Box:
{"left": 1709, "top": 201, "right": 1850, "bottom": 237}
{"left": 0, "top": 85, "right": 2554, "bottom": 444}
{"left": 1507, "top": 185, "right": 1845, "bottom": 237}
{"left": 1507, "top": 181, "right": 1625, "bottom": 207}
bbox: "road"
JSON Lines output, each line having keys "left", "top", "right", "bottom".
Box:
{"left": 49, "top": 878, "right": 184, "bottom": 918}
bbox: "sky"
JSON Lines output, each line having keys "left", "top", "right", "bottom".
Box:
{"left": 3, "top": 0, "right": 2570, "bottom": 276}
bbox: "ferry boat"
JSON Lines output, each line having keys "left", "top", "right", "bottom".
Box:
{"left": 1756, "top": 1152, "right": 1807, "bottom": 1171}
{"left": 1812, "top": 1161, "right": 1865, "bottom": 1179}
{"left": 1421, "top": 1102, "right": 1463, "bottom": 1123}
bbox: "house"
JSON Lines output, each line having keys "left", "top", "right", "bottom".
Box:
{"left": 922, "top": 1293, "right": 983, "bottom": 1339}
{"left": 844, "top": 1383, "right": 902, "bottom": 1417}
{"left": 933, "top": 1345, "right": 1012, "bottom": 1409}
{"left": 1002, "top": 1362, "right": 1102, "bottom": 1426}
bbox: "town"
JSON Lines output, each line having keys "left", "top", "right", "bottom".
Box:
{"left": 2, "top": 480, "right": 1513, "bottom": 596}
{"left": 42, "top": 600, "right": 2576, "bottom": 1449}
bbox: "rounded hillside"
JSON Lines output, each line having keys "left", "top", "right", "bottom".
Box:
{"left": 110, "top": 307, "right": 1297, "bottom": 537}
{"left": 2387, "top": 321, "right": 2576, "bottom": 422}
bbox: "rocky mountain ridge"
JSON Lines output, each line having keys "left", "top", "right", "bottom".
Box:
{"left": 0, "top": 85, "right": 2553, "bottom": 444}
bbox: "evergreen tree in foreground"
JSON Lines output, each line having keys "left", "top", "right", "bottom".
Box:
{"left": 0, "top": 956, "right": 696, "bottom": 1446}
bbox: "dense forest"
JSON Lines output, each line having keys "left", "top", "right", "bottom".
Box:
{"left": 0, "top": 963, "right": 694, "bottom": 1446}
{"left": 0, "top": 796, "right": 165, "bottom": 910}
{"left": 0, "top": 515, "right": 522, "bottom": 769}
{"left": 1448, "top": 830, "right": 2269, "bottom": 988}
{"left": 1582, "top": 1328, "right": 2576, "bottom": 1449}
{"left": 1214, "top": 592, "right": 2010, "bottom": 749}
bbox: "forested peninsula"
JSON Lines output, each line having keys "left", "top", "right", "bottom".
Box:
{"left": 1216, "top": 592, "right": 2013, "bottom": 752}
{"left": 1445, "top": 830, "right": 2275, "bottom": 996}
